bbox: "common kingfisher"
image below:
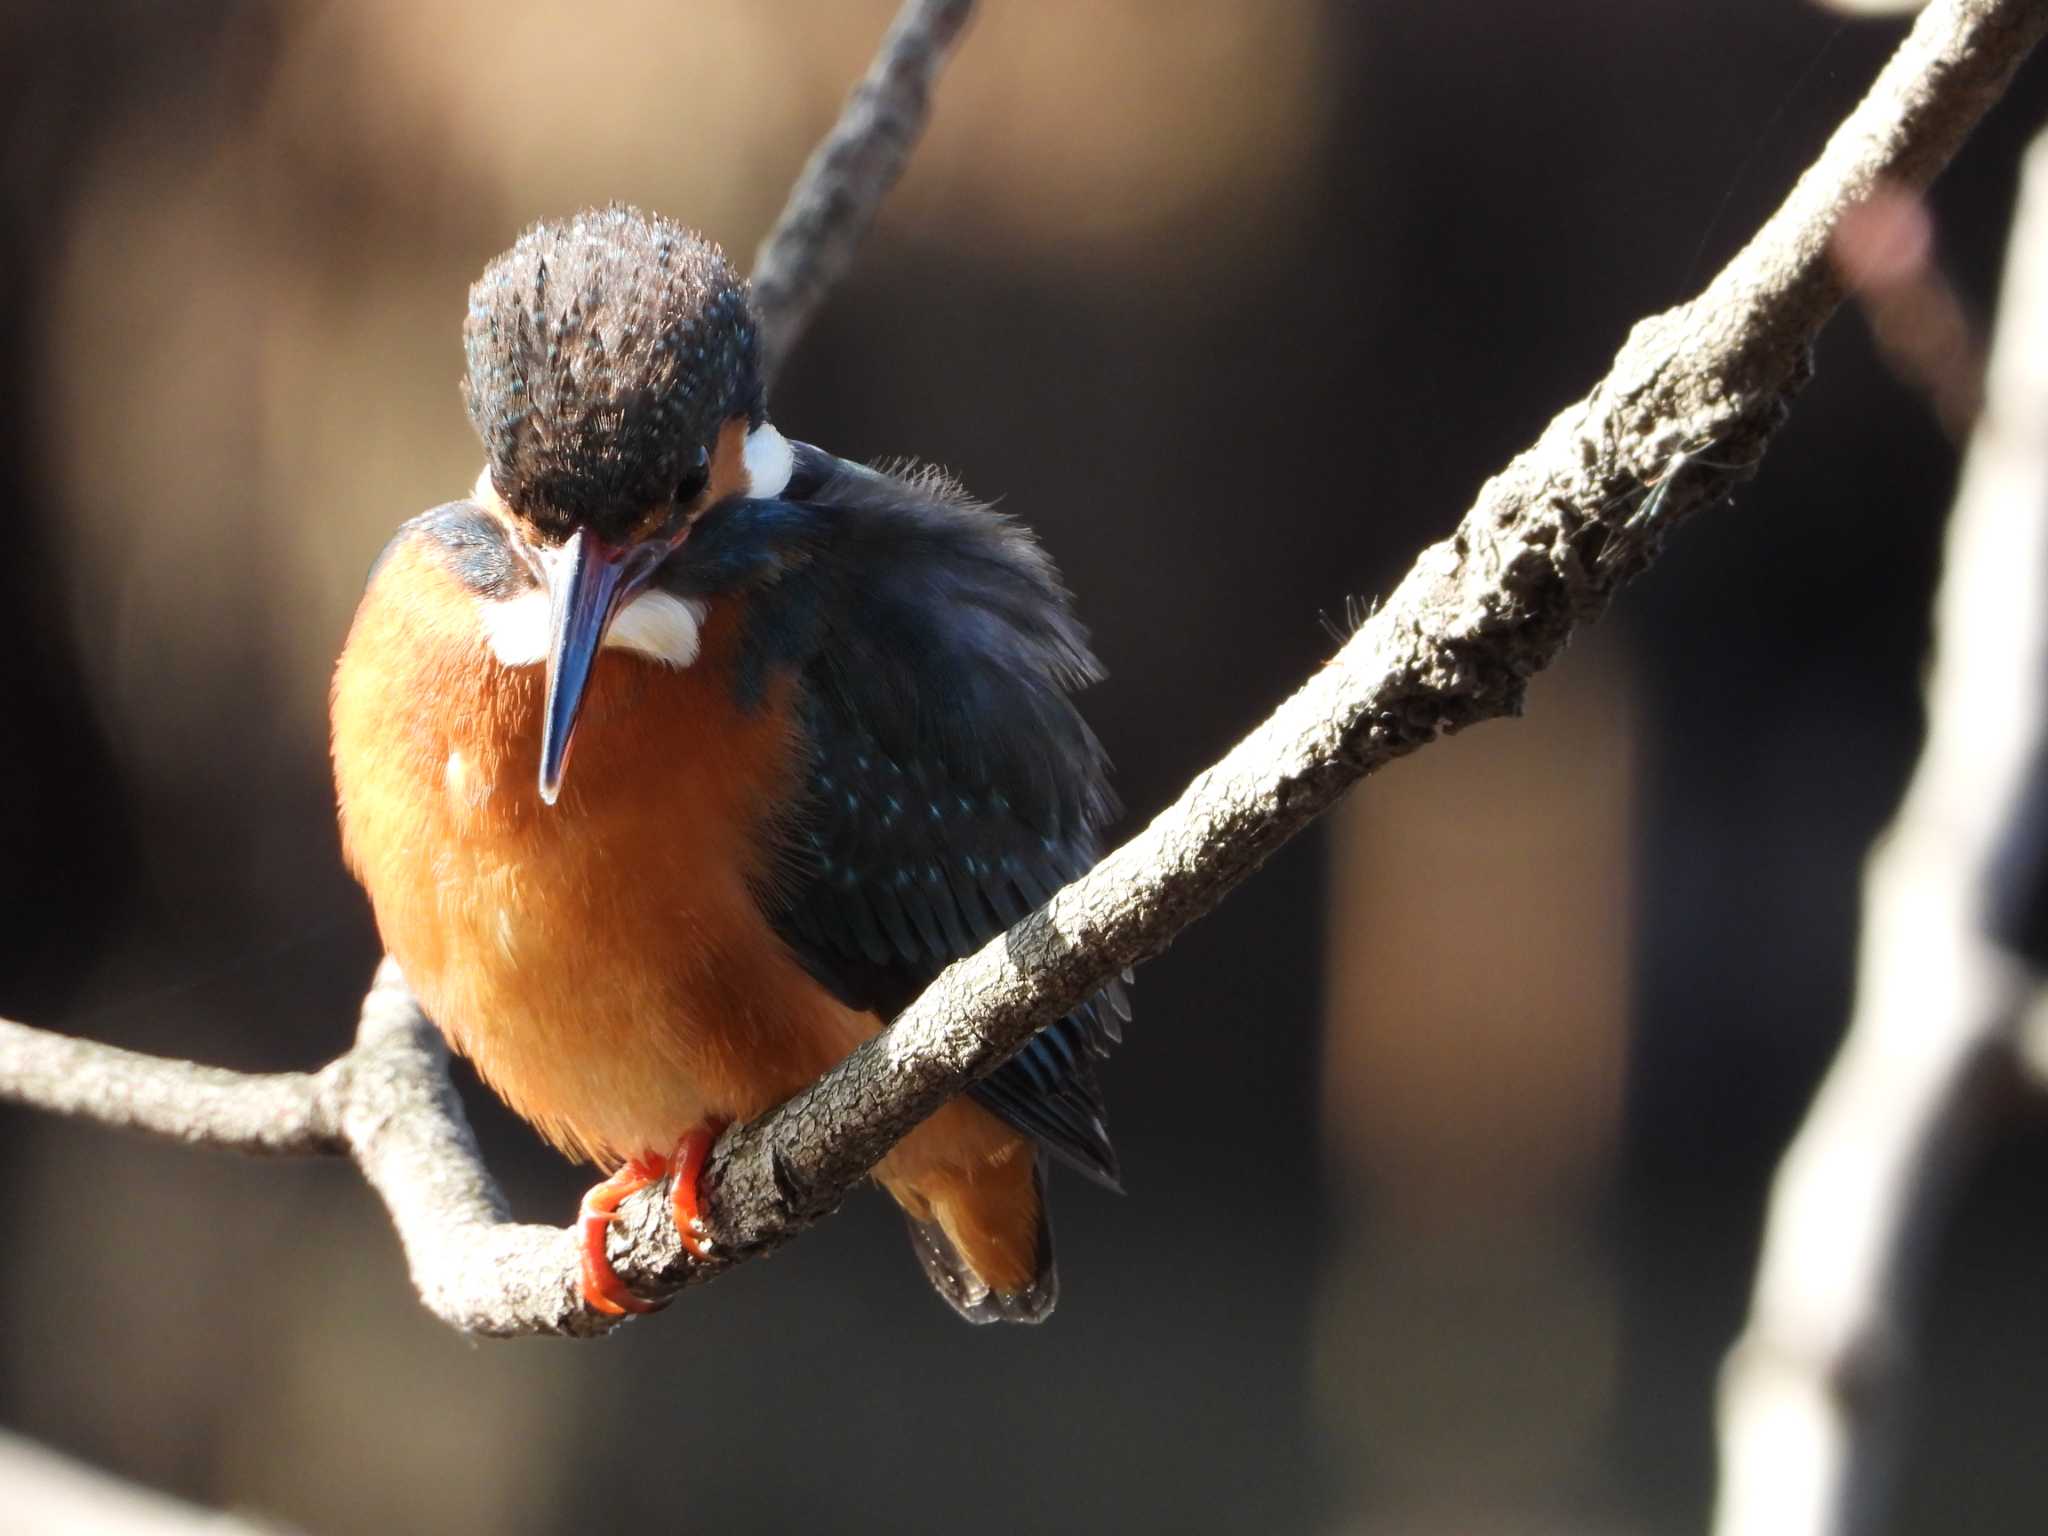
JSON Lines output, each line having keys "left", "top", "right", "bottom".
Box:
{"left": 330, "top": 205, "right": 1124, "bottom": 1323}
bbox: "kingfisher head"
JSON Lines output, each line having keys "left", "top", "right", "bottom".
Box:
{"left": 462, "top": 205, "right": 794, "bottom": 803}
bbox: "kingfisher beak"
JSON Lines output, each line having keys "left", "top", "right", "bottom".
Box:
{"left": 538, "top": 528, "right": 639, "bottom": 805}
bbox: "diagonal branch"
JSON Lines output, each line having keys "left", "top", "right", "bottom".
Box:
{"left": 0, "top": 0, "right": 2040, "bottom": 1338}
{"left": 685, "top": 0, "right": 2048, "bottom": 1266}
{"left": 749, "top": 0, "right": 976, "bottom": 384}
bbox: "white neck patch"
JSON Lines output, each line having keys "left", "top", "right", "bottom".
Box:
{"left": 466, "top": 455, "right": 751, "bottom": 672}
{"left": 744, "top": 423, "right": 794, "bottom": 498}
{"left": 476, "top": 586, "right": 706, "bottom": 670}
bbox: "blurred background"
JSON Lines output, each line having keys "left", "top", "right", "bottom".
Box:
{"left": 0, "top": 1, "right": 2043, "bottom": 1531}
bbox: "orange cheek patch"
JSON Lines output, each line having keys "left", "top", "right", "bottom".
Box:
{"left": 704, "top": 416, "right": 752, "bottom": 505}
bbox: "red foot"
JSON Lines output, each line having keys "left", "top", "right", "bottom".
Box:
{"left": 670, "top": 1121, "right": 727, "bottom": 1262}
{"left": 575, "top": 1122, "right": 729, "bottom": 1316}
{"left": 578, "top": 1158, "right": 667, "bottom": 1316}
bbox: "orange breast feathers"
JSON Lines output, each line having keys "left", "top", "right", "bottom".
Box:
{"left": 329, "top": 533, "right": 1041, "bottom": 1293}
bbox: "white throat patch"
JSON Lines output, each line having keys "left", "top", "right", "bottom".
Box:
{"left": 467, "top": 496, "right": 705, "bottom": 672}
{"left": 466, "top": 455, "right": 758, "bottom": 671}
{"left": 477, "top": 586, "right": 706, "bottom": 671}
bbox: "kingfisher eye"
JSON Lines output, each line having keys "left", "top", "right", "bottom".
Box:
{"left": 674, "top": 445, "right": 710, "bottom": 503}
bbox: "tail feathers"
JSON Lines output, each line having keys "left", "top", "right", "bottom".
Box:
{"left": 901, "top": 1154, "right": 1058, "bottom": 1325}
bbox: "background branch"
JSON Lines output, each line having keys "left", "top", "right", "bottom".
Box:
{"left": 1711, "top": 124, "right": 2048, "bottom": 1536}
{"left": 0, "top": 0, "right": 2040, "bottom": 1341}
{"left": 0, "top": 1431, "right": 296, "bottom": 1535}
{"left": 748, "top": 0, "right": 975, "bottom": 384}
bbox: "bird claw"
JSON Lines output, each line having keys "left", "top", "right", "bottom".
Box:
{"left": 578, "top": 1161, "right": 669, "bottom": 1316}
{"left": 576, "top": 1124, "right": 727, "bottom": 1315}
{"left": 668, "top": 1121, "right": 727, "bottom": 1264}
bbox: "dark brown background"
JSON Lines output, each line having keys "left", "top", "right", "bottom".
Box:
{"left": 1, "top": 2, "right": 2043, "bottom": 1531}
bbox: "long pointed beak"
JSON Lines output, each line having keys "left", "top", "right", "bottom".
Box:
{"left": 538, "top": 528, "right": 634, "bottom": 804}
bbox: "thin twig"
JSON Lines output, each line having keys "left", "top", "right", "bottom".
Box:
{"left": 0, "top": 0, "right": 2040, "bottom": 1338}
{"left": 1712, "top": 123, "right": 2048, "bottom": 1536}
{"left": 749, "top": 0, "right": 976, "bottom": 383}
{"left": 0, "top": 1018, "right": 337, "bottom": 1155}
{"left": 1831, "top": 184, "right": 1985, "bottom": 440}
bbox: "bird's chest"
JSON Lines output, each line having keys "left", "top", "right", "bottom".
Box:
{"left": 335, "top": 586, "right": 843, "bottom": 1163}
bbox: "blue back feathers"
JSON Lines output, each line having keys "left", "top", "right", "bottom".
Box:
{"left": 660, "top": 444, "right": 1126, "bottom": 1188}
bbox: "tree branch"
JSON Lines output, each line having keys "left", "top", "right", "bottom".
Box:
{"left": 0, "top": 1018, "right": 337, "bottom": 1155}
{"left": 1711, "top": 123, "right": 2048, "bottom": 1536}
{"left": 749, "top": 0, "right": 975, "bottom": 384}
{"left": 0, "top": 0, "right": 2040, "bottom": 1338}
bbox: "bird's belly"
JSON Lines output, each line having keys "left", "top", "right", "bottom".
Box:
{"left": 335, "top": 575, "right": 855, "bottom": 1165}
{"left": 411, "top": 823, "right": 857, "bottom": 1166}
{"left": 334, "top": 564, "right": 1024, "bottom": 1189}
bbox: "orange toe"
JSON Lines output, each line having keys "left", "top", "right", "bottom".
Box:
{"left": 575, "top": 1127, "right": 727, "bottom": 1314}
{"left": 578, "top": 1160, "right": 667, "bottom": 1316}
{"left": 669, "top": 1121, "right": 727, "bottom": 1263}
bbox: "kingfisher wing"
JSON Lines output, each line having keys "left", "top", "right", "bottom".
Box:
{"left": 759, "top": 446, "right": 1126, "bottom": 1189}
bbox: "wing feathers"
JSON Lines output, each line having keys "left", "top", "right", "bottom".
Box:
{"left": 746, "top": 446, "right": 1126, "bottom": 1190}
